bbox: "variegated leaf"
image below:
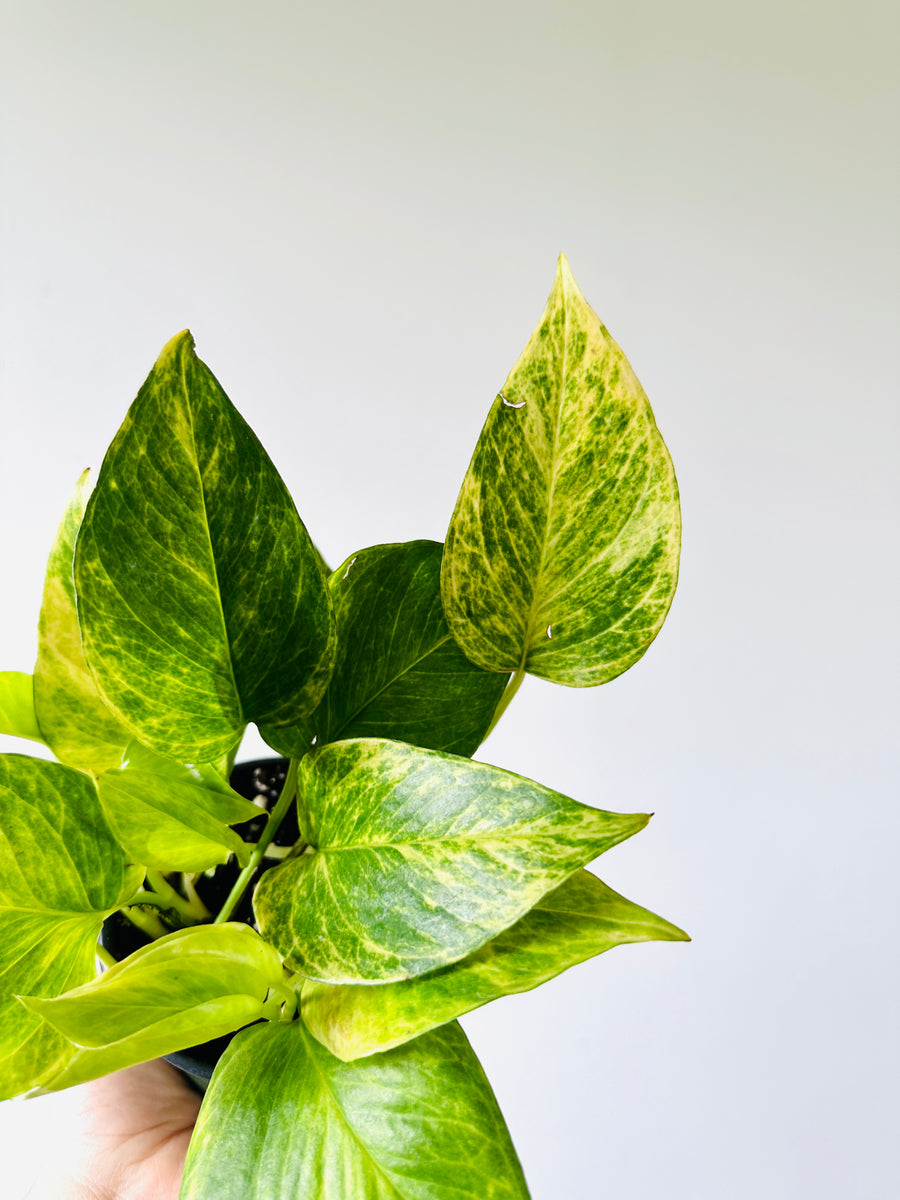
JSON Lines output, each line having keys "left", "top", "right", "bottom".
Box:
{"left": 179, "top": 1018, "right": 529, "bottom": 1200}
{"left": 253, "top": 738, "right": 648, "bottom": 983}
{"left": 33, "top": 470, "right": 130, "bottom": 771}
{"left": 303, "top": 869, "right": 688, "bottom": 1060}
{"left": 73, "top": 331, "right": 336, "bottom": 763}
{"left": 0, "top": 755, "right": 142, "bottom": 1099}
{"left": 442, "top": 254, "right": 680, "bottom": 686}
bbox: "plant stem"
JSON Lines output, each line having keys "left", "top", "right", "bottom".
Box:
{"left": 482, "top": 664, "right": 526, "bottom": 741}
{"left": 144, "top": 869, "right": 211, "bottom": 923}
{"left": 263, "top": 980, "right": 299, "bottom": 1022}
{"left": 213, "top": 758, "right": 299, "bottom": 925}
{"left": 181, "top": 873, "right": 205, "bottom": 912}
{"left": 96, "top": 945, "right": 116, "bottom": 970}
{"left": 122, "top": 905, "right": 170, "bottom": 940}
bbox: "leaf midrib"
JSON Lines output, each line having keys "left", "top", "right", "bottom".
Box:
{"left": 177, "top": 350, "right": 243, "bottom": 728}
{"left": 0, "top": 903, "right": 108, "bottom": 919}
{"left": 302, "top": 1022, "right": 403, "bottom": 1198}
{"left": 520, "top": 283, "right": 571, "bottom": 660}
{"left": 312, "top": 823, "right": 589, "bottom": 855}
{"left": 533, "top": 416, "right": 655, "bottom": 612}
{"left": 332, "top": 630, "right": 453, "bottom": 739}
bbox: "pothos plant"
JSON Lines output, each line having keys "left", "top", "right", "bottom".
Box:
{"left": 0, "top": 256, "right": 685, "bottom": 1198}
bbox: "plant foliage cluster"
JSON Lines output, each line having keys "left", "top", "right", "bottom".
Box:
{"left": 0, "top": 257, "right": 684, "bottom": 1198}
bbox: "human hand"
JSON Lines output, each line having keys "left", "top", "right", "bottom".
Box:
{"left": 27, "top": 1059, "right": 201, "bottom": 1200}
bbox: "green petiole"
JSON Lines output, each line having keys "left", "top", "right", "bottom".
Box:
{"left": 141, "top": 868, "right": 211, "bottom": 923}
{"left": 481, "top": 663, "right": 526, "bottom": 741}
{"left": 262, "top": 979, "right": 299, "bottom": 1023}
{"left": 96, "top": 944, "right": 116, "bottom": 970}
{"left": 214, "top": 758, "right": 300, "bottom": 925}
{"left": 121, "top": 905, "right": 170, "bottom": 941}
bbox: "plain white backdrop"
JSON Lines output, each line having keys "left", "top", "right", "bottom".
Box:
{"left": 1, "top": 2, "right": 897, "bottom": 1197}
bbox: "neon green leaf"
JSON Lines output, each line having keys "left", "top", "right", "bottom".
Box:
{"left": 0, "top": 673, "right": 44, "bottom": 745}
{"left": 0, "top": 755, "right": 142, "bottom": 1099}
{"left": 23, "top": 924, "right": 284, "bottom": 1091}
{"left": 97, "top": 761, "right": 260, "bottom": 873}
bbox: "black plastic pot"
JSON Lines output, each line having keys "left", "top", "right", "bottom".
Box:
{"left": 100, "top": 756, "right": 294, "bottom": 1091}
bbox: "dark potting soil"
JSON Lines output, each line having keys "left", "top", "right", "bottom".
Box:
{"left": 99, "top": 757, "right": 294, "bottom": 1088}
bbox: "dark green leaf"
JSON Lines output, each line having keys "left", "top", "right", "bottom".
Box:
{"left": 33, "top": 470, "right": 130, "bottom": 771}
{"left": 303, "top": 869, "right": 689, "bottom": 1059}
{"left": 74, "top": 331, "right": 336, "bottom": 763}
{"left": 442, "top": 255, "right": 680, "bottom": 686}
{"left": 311, "top": 541, "right": 508, "bottom": 755}
{"left": 23, "top": 923, "right": 285, "bottom": 1091}
{"left": 0, "top": 673, "right": 44, "bottom": 744}
{"left": 180, "top": 1018, "right": 529, "bottom": 1200}
{"left": 254, "top": 738, "right": 649, "bottom": 983}
{"left": 0, "top": 755, "right": 142, "bottom": 1098}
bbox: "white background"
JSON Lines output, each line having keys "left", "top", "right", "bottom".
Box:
{"left": 1, "top": 2, "right": 898, "bottom": 1197}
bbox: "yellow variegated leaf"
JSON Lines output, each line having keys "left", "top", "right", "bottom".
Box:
{"left": 442, "top": 255, "right": 680, "bottom": 686}
{"left": 33, "top": 470, "right": 130, "bottom": 771}
{"left": 254, "top": 738, "right": 649, "bottom": 984}
{"left": 302, "top": 870, "right": 689, "bottom": 1060}
{"left": 73, "top": 332, "right": 336, "bottom": 762}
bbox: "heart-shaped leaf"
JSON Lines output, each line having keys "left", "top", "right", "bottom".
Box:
{"left": 33, "top": 470, "right": 130, "bottom": 772}
{"left": 0, "top": 755, "right": 142, "bottom": 1099}
{"left": 22, "top": 923, "right": 284, "bottom": 1091}
{"left": 180, "top": 1018, "right": 528, "bottom": 1200}
{"left": 303, "top": 869, "right": 689, "bottom": 1060}
{"left": 442, "top": 255, "right": 680, "bottom": 686}
{"left": 74, "top": 331, "right": 336, "bottom": 763}
{"left": 310, "top": 541, "right": 508, "bottom": 756}
{"left": 254, "top": 738, "right": 648, "bottom": 983}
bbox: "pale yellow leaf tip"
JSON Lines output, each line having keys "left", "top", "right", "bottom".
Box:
{"left": 554, "top": 253, "right": 585, "bottom": 304}
{"left": 153, "top": 329, "right": 197, "bottom": 372}
{"left": 556, "top": 250, "right": 575, "bottom": 281}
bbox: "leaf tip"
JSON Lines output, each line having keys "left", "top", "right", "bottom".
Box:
{"left": 13, "top": 993, "right": 41, "bottom": 1016}
{"left": 155, "top": 328, "right": 197, "bottom": 371}
{"left": 555, "top": 252, "right": 578, "bottom": 293}
{"left": 552, "top": 253, "right": 591, "bottom": 316}
{"left": 654, "top": 915, "right": 691, "bottom": 943}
